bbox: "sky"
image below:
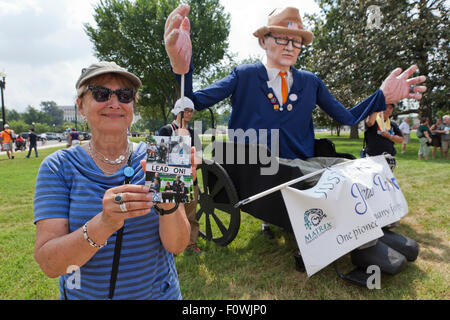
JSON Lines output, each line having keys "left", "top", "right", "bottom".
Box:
{"left": 0, "top": 0, "right": 320, "bottom": 114}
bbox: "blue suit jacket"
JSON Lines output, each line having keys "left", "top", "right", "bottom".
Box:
{"left": 181, "top": 62, "right": 386, "bottom": 159}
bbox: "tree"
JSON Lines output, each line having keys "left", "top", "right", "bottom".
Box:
{"left": 305, "top": 0, "right": 448, "bottom": 137}
{"left": 40, "top": 101, "right": 64, "bottom": 126}
{"left": 22, "top": 106, "right": 50, "bottom": 126}
{"left": 85, "top": 0, "right": 230, "bottom": 125}
{"left": 7, "top": 120, "right": 28, "bottom": 134}
{"left": 6, "top": 109, "right": 22, "bottom": 122}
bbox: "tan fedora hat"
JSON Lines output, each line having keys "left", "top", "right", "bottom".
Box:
{"left": 253, "top": 7, "right": 314, "bottom": 45}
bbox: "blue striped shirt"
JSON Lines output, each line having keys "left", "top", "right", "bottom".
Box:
{"left": 33, "top": 142, "right": 182, "bottom": 300}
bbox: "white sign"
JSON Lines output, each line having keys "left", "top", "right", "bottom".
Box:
{"left": 281, "top": 156, "right": 408, "bottom": 277}
{"left": 148, "top": 164, "right": 192, "bottom": 175}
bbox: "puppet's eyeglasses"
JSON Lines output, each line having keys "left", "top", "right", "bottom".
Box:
{"left": 268, "top": 34, "right": 303, "bottom": 49}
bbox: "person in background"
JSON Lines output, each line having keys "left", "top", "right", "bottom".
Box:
{"left": 159, "top": 97, "right": 203, "bottom": 254}
{"left": 0, "top": 124, "right": 15, "bottom": 159}
{"left": 365, "top": 104, "right": 403, "bottom": 157}
{"left": 69, "top": 128, "right": 80, "bottom": 146}
{"left": 66, "top": 128, "right": 72, "bottom": 148}
{"left": 441, "top": 115, "right": 450, "bottom": 160}
{"left": 15, "top": 134, "right": 26, "bottom": 152}
{"left": 416, "top": 117, "right": 432, "bottom": 160}
{"left": 398, "top": 117, "right": 411, "bottom": 154}
{"left": 430, "top": 118, "right": 443, "bottom": 159}
{"left": 26, "top": 128, "right": 38, "bottom": 158}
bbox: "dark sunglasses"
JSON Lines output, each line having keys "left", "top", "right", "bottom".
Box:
{"left": 82, "top": 85, "right": 136, "bottom": 103}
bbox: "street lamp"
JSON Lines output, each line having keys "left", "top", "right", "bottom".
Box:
{"left": 0, "top": 71, "right": 6, "bottom": 129}
{"left": 74, "top": 103, "right": 77, "bottom": 131}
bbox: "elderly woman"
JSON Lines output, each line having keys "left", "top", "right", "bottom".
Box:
{"left": 33, "top": 61, "right": 191, "bottom": 300}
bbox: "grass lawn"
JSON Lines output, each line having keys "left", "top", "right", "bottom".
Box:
{"left": 0, "top": 133, "right": 448, "bottom": 300}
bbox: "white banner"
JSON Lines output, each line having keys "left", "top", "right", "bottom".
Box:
{"left": 281, "top": 155, "right": 408, "bottom": 277}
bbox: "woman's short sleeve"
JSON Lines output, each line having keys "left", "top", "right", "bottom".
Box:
{"left": 33, "top": 153, "right": 70, "bottom": 224}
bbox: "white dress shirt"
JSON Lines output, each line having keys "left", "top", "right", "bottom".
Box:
{"left": 399, "top": 121, "right": 410, "bottom": 134}
{"left": 265, "top": 66, "right": 293, "bottom": 105}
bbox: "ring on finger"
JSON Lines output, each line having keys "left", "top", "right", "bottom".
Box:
{"left": 119, "top": 202, "right": 128, "bottom": 213}
{"left": 114, "top": 193, "right": 124, "bottom": 204}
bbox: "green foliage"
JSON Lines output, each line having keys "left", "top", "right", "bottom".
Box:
{"left": 6, "top": 101, "right": 67, "bottom": 132}
{"left": 191, "top": 54, "right": 262, "bottom": 130}
{"left": 85, "top": 0, "right": 230, "bottom": 125}
{"left": 33, "top": 123, "right": 51, "bottom": 134}
{"left": 130, "top": 116, "right": 165, "bottom": 133}
{"left": 5, "top": 109, "right": 22, "bottom": 122}
{"left": 40, "top": 101, "right": 64, "bottom": 126}
{"left": 7, "top": 120, "right": 29, "bottom": 134}
{"left": 305, "top": 0, "right": 449, "bottom": 133}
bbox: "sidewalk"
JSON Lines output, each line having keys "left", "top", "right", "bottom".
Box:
{"left": 0, "top": 140, "right": 75, "bottom": 157}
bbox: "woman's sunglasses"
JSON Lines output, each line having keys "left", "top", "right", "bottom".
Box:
{"left": 82, "top": 85, "right": 136, "bottom": 103}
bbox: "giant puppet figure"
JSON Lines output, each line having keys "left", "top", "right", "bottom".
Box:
{"left": 164, "top": 5, "right": 425, "bottom": 278}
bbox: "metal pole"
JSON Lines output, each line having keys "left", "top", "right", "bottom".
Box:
{"left": 1, "top": 77, "right": 6, "bottom": 128}
{"left": 74, "top": 103, "right": 77, "bottom": 130}
{"left": 234, "top": 154, "right": 393, "bottom": 208}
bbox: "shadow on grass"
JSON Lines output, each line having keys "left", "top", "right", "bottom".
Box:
{"left": 177, "top": 222, "right": 430, "bottom": 299}
{"left": 396, "top": 223, "right": 450, "bottom": 264}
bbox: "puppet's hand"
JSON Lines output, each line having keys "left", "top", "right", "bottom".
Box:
{"left": 380, "top": 65, "right": 427, "bottom": 105}
{"left": 164, "top": 5, "right": 192, "bottom": 75}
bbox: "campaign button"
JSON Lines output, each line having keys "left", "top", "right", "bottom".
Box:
{"left": 289, "top": 94, "right": 298, "bottom": 101}
{"left": 287, "top": 104, "right": 293, "bottom": 111}
{"left": 268, "top": 93, "right": 274, "bottom": 99}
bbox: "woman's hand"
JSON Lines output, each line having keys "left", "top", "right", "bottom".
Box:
{"left": 100, "top": 184, "right": 153, "bottom": 231}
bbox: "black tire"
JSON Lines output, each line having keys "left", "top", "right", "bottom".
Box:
{"left": 196, "top": 161, "right": 241, "bottom": 246}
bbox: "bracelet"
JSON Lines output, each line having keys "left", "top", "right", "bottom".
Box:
{"left": 153, "top": 202, "right": 179, "bottom": 216}
{"left": 82, "top": 222, "right": 107, "bottom": 249}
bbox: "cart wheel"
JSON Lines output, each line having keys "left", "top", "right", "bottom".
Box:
{"left": 196, "top": 161, "right": 241, "bottom": 246}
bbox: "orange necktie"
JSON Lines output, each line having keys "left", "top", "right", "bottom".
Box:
{"left": 279, "top": 71, "right": 288, "bottom": 104}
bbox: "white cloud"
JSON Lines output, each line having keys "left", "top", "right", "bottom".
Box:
{"left": 0, "top": 0, "right": 98, "bottom": 112}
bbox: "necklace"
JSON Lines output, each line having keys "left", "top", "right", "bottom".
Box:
{"left": 88, "top": 141, "right": 130, "bottom": 165}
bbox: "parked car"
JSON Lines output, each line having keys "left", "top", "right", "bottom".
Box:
{"left": 20, "top": 132, "right": 45, "bottom": 142}
{"left": 20, "top": 132, "right": 29, "bottom": 140}
{"left": 79, "top": 132, "right": 91, "bottom": 140}
{"left": 43, "top": 132, "right": 62, "bottom": 142}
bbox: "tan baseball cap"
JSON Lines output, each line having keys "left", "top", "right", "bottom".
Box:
{"left": 75, "top": 61, "right": 142, "bottom": 89}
